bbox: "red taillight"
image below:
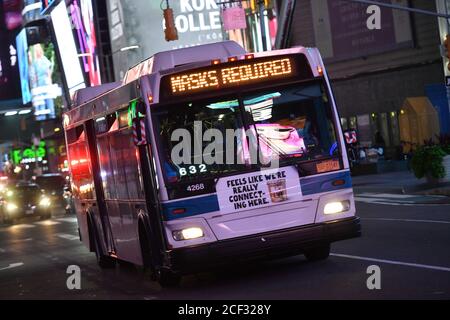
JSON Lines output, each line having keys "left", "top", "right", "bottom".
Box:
{"left": 172, "top": 208, "right": 186, "bottom": 215}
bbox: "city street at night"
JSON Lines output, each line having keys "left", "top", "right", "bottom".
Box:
{"left": 1, "top": 186, "right": 450, "bottom": 300}
{"left": 1, "top": 0, "right": 450, "bottom": 304}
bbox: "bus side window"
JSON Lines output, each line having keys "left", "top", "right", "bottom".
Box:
{"left": 109, "top": 127, "right": 144, "bottom": 200}
{"left": 67, "top": 126, "right": 95, "bottom": 200}
{"left": 96, "top": 110, "right": 144, "bottom": 201}
{"left": 96, "top": 114, "right": 118, "bottom": 200}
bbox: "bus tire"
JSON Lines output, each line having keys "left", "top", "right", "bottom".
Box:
{"left": 156, "top": 268, "right": 181, "bottom": 288}
{"left": 304, "top": 244, "right": 330, "bottom": 261}
{"left": 138, "top": 220, "right": 152, "bottom": 269}
{"left": 89, "top": 216, "right": 116, "bottom": 269}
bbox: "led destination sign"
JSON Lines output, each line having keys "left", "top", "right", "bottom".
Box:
{"left": 171, "top": 58, "right": 292, "bottom": 94}
{"left": 161, "top": 54, "right": 314, "bottom": 100}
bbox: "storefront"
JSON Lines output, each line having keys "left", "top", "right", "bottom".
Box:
{"left": 340, "top": 111, "right": 402, "bottom": 160}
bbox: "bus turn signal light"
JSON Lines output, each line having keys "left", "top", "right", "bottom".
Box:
{"left": 317, "top": 66, "right": 324, "bottom": 75}
{"left": 332, "top": 179, "right": 346, "bottom": 186}
{"left": 172, "top": 208, "right": 186, "bottom": 215}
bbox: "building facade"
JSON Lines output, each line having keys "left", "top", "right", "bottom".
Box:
{"left": 288, "top": 0, "right": 444, "bottom": 157}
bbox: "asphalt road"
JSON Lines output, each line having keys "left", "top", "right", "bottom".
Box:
{"left": 0, "top": 196, "right": 450, "bottom": 300}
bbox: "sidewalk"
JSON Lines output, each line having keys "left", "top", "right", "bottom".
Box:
{"left": 351, "top": 170, "right": 450, "bottom": 197}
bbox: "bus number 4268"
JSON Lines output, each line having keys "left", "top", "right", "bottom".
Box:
{"left": 187, "top": 184, "right": 205, "bottom": 192}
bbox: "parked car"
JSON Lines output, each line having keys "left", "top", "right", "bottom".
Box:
{"left": 0, "top": 183, "right": 52, "bottom": 225}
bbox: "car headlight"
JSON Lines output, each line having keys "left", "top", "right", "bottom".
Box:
{"left": 6, "top": 203, "right": 18, "bottom": 212}
{"left": 39, "top": 197, "right": 51, "bottom": 207}
{"left": 172, "top": 227, "right": 204, "bottom": 241}
{"left": 324, "top": 201, "right": 351, "bottom": 215}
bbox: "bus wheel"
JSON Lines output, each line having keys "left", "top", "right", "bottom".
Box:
{"left": 156, "top": 268, "right": 181, "bottom": 288}
{"left": 304, "top": 244, "right": 330, "bottom": 262}
{"left": 91, "top": 222, "right": 116, "bottom": 269}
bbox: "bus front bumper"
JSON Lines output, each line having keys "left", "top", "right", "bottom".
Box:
{"left": 167, "top": 217, "right": 361, "bottom": 274}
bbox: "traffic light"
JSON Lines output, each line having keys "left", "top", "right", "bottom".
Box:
{"left": 249, "top": 0, "right": 272, "bottom": 13}
{"left": 250, "top": 0, "right": 257, "bottom": 12}
{"left": 163, "top": 7, "right": 178, "bottom": 42}
{"left": 444, "top": 34, "right": 450, "bottom": 71}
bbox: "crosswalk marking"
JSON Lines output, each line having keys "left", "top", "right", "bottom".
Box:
{"left": 34, "top": 221, "right": 61, "bottom": 226}
{"left": 9, "top": 224, "right": 35, "bottom": 229}
{"left": 55, "top": 217, "right": 77, "bottom": 223}
{"left": 1, "top": 217, "right": 77, "bottom": 230}
{"left": 355, "top": 192, "right": 450, "bottom": 206}
{"left": 0, "top": 262, "right": 24, "bottom": 272}
{"left": 358, "top": 193, "right": 417, "bottom": 199}
{"left": 56, "top": 233, "right": 79, "bottom": 241}
{"left": 362, "top": 217, "right": 450, "bottom": 224}
{"left": 331, "top": 253, "right": 450, "bottom": 272}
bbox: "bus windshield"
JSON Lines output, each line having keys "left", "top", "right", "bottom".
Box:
{"left": 153, "top": 81, "right": 339, "bottom": 184}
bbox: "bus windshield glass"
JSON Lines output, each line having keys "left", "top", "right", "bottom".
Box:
{"left": 153, "top": 81, "right": 339, "bottom": 184}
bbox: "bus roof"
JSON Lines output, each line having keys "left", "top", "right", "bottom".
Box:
{"left": 65, "top": 42, "right": 323, "bottom": 129}
{"left": 123, "top": 41, "right": 246, "bottom": 85}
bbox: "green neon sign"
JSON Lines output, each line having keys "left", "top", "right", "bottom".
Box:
{"left": 11, "top": 141, "right": 47, "bottom": 165}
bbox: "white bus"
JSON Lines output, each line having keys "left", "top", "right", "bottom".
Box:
{"left": 64, "top": 41, "right": 361, "bottom": 286}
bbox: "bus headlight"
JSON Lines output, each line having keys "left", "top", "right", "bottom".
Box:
{"left": 6, "top": 203, "right": 18, "bottom": 212}
{"left": 324, "top": 201, "right": 350, "bottom": 215}
{"left": 173, "top": 227, "right": 204, "bottom": 241}
{"left": 39, "top": 197, "right": 51, "bottom": 208}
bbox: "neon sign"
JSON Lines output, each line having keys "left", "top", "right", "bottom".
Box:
{"left": 11, "top": 141, "right": 47, "bottom": 165}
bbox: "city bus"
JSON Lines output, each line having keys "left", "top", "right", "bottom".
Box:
{"left": 64, "top": 41, "right": 361, "bottom": 286}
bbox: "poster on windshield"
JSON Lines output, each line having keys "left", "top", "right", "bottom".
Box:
{"left": 216, "top": 166, "right": 302, "bottom": 214}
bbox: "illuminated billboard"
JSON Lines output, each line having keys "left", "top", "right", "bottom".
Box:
{"left": 2, "top": 0, "right": 22, "bottom": 30}
{"left": 16, "top": 28, "right": 63, "bottom": 120}
{"left": 68, "top": 0, "right": 102, "bottom": 86}
{"left": 50, "top": 0, "right": 86, "bottom": 97}
{"left": 0, "top": 30, "right": 21, "bottom": 103}
{"left": 0, "top": 0, "right": 22, "bottom": 107}
{"left": 42, "top": 0, "right": 101, "bottom": 92}
{"left": 107, "top": 0, "right": 224, "bottom": 80}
